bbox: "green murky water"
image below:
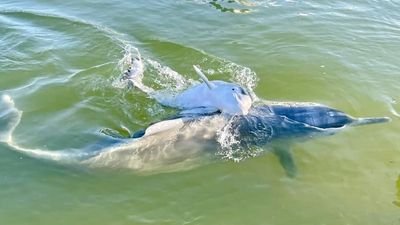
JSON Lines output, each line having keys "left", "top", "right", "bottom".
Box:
{"left": 1, "top": 1, "right": 399, "bottom": 224}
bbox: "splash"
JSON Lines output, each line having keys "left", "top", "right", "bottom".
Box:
{"left": 216, "top": 116, "right": 264, "bottom": 162}
{"left": 218, "top": 60, "right": 259, "bottom": 102}
{"left": 145, "top": 59, "right": 191, "bottom": 91}
{"left": 387, "top": 98, "right": 400, "bottom": 118}
{"left": 217, "top": 118, "right": 240, "bottom": 146}
{"left": 112, "top": 46, "right": 192, "bottom": 108}
{"left": 111, "top": 45, "right": 259, "bottom": 115}
{"left": 0, "top": 95, "right": 21, "bottom": 143}
{"left": 209, "top": 0, "right": 252, "bottom": 14}
{"left": 192, "top": 0, "right": 287, "bottom": 13}
{"left": 112, "top": 46, "right": 149, "bottom": 92}
{"left": 107, "top": 42, "right": 261, "bottom": 152}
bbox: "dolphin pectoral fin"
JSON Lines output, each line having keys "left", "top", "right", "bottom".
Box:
{"left": 144, "top": 118, "right": 187, "bottom": 137}
{"left": 272, "top": 146, "right": 297, "bottom": 178}
{"left": 131, "top": 129, "right": 146, "bottom": 139}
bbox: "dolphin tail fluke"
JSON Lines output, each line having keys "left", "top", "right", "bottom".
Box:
{"left": 119, "top": 47, "right": 155, "bottom": 94}
{"left": 351, "top": 117, "right": 391, "bottom": 126}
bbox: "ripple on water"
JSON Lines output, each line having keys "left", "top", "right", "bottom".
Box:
{"left": 0, "top": 1, "right": 399, "bottom": 224}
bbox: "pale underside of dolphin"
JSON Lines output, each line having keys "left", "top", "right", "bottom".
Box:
{"left": 120, "top": 53, "right": 253, "bottom": 116}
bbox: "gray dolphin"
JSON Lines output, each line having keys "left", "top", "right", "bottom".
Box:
{"left": 0, "top": 95, "right": 390, "bottom": 176}
{"left": 124, "top": 101, "right": 390, "bottom": 176}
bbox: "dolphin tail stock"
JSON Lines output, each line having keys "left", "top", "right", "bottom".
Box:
{"left": 350, "top": 116, "right": 391, "bottom": 126}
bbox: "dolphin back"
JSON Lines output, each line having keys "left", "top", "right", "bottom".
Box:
{"left": 266, "top": 103, "right": 390, "bottom": 129}
{"left": 266, "top": 103, "right": 354, "bottom": 129}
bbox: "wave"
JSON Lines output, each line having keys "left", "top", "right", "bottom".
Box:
{"left": 0, "top": 9, "right": 263, "bottom": 171}
{"left": 0, "top": 9, "right": 133, "bottom": 48}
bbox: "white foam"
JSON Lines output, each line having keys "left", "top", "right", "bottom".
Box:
{"left": 0, "top": 95, "right": 21, "bottom": 143}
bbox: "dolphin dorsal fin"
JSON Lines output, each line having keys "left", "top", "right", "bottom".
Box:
{"left": 193, "top": 65, "right": 215, "bottom": 89}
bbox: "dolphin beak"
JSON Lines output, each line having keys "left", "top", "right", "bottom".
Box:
{"left": 234, "top": 93, "right": 252, "bottom": 115}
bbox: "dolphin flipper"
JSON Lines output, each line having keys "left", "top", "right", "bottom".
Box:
{"left": 272, "top": 145, "right": 297, "bottom": 178}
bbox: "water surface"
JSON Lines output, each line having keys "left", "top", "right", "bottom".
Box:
{"left": 0, "top": 0, "right": 399, "bottom": 224}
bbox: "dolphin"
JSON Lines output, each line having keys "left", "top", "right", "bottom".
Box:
{"left": 173, "top": 65, "right": 253, "bottom": 115}
{"left": 122, "top": 101, "right": 390, "bottom": 176}
{"left": 0, "top": 94, "right": 390, "bottom": 176}
{"left": 120, "top": 54, "right": 253, "bottom": 115}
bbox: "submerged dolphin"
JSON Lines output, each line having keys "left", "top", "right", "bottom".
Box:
{"left": 0, "top": 94, "right": 390, "bottom": 175}
{"left": 124, "top": 101, "right": 390, "bottom": 176}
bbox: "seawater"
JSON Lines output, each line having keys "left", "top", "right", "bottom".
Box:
{"left": 0, "top": 1, "right": 399, "bottom": 224}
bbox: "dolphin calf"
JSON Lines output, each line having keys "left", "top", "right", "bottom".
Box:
{"left": 173, "top": 66, "right": 253, "bottom": 115}
{"left": 120, "top": 54, "right": 253, "bottom": 115}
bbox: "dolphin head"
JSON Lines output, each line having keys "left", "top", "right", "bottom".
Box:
{"left": 193, "top": 65, "right": 253, "bottom": 115}
{"left": 211, "top": 82, "right": 253, "bottom": 115}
